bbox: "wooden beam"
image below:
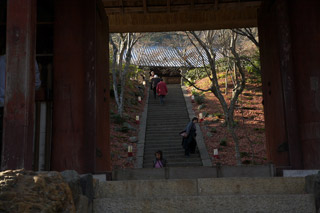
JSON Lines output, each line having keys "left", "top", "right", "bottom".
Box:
{"left": 107, "top": 8, "right": 258, "bottom": 33}
{"left": 215, "top": 0, "right": 219, "bottom": 10}
{"left": 143, "top": 0, "right": 147, "bottom": 14}
{"left": 105, "top": 1, "right": 261, "bottom": 14}
{"left": 191, "top": 0, "right": 195, "bottom": 7}
{"left": 167, "top": 0, "right": 171, "bottom": 13}
{"left": 119, "top": 0, "right": 124, "bottom": 14}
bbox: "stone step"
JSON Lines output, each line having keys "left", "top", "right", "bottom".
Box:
{"left": 142, "top": 159, "right": 202, "bottom": 167}
{"left": 146, "top": 126, "right": 186, "bottom": 130}
{"left": 145, "top": 127, "right": 186, "bottom": 132}
{"left": 143, "top": 152, "right": 199, "bottom": 159}
{"left": 143, "top": 157, "right": 201, "bottom": 164}
{"left": 143, "top": 84, "right": 203, "bottom": 168}
{"left": 145, "top": 129, "right": 185, "bottom": 133}
{"left": 95, "top": 177, "right": 306, "bottom": 198}
{"left": 143, "top": 148, "right": 184, "bottom": 155}
{"left": 147, "top": 109, "right": 188, "bottom": 112}
{"left": 143, "top": 149, "right": 186, "bottom": 155}
{"left": 143, "top": 161, "right": 203, "bottom": 168}
{"left": 147, "top": 119, "right": 188, "bottom": 122}
{"left": 147, "top": 104, "right": 187, "bottom": 107}
{"left": 147, "top": 110, "right": 188, "bottom": 113}
{"left": 147, "top": 119, "right": 189, "bottom": 126}
{"left": 93, "top": 194, "right": 315, "bottom": 213}
{"left": 148, "top": 104, "right": 186, "bottom": 106}
{"left": 144, "top": 142, "right": 183, "bottom": 147}
{"left": 112, "top": 165, "right": 276, "bottom": 181}
{"left": 144, "top": 144, "right": 183, "bottom": 149}
{"left": 145, "top": 139, "right": 183, "bottom": 143}
{"left": 145, "top": 133, "right": 184, "bottom": 137}
{"left": 143, "top": 156, "right": 202, "bottom": 163}
{"left": 145, "top": 136, "right": 182, "bottom": 142}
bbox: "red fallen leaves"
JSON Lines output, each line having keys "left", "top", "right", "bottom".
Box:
{"left": 188, "top": 77, "right": 268, "bottom": 166}
{"left": 109, "top": 76, "right": 267, "bottom": 168}
{"left": 109, "top": 82, "right": 148, "bottom": 170}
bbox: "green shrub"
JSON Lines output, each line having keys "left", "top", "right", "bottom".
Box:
{"left": 202, "top": 111, "right": 209, "bottom": 117}
{"left": 185, "top": 67, "right": 208, "bottom": 81}
{"left": 254, "top": 127, "right": 265, "bottom": 132}
{"left": 184, "top": 81, "right": 191, "bottom": 87}
{"left": 116, "top": 126, "right": 129, "bottom": 133}
{"left": 217, "top": 72, "right": 226, "bottom": 79}
{"left": 111, "top": 113, "right": 126, "bottom": 124}
{"left": 214, "top": 112, "right": 224, "bottom": 118}
{"left": 242, "top": 160, "right": 251, "bottom": 164}
{"left": 198, "top": 104, "right": 206, "bottom": 110}
{"left": 210, "top": 127, "right": 217, "bottom": 133}
{"left": 203, "top": 120, "right": 211, "bottom": 125}
{"left": 191, "top": 89, "right": 203, "bottom": 96}
{"left": 240, "top": 152, "right": 250, "bottom": 158}
{"left": 120, "top": 126, "right": 129, "bottom": 133}
{"left": 220, "top": 137, "right": 227, "bottom": 145}
{"left": 233, "top": 120, "right": 240, "bottom": 127}
{"left": 195, "top": 94, "right": 205, "bottom": 104}
{"left": 129, "top": 98, "right": 138, "bottom": 106}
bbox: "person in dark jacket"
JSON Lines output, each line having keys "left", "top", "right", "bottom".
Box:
{"left": 181, "top": 117, "right": 198, "bottom": 156}
{"left": 151, "top": 75, "right": 161, "bottom": 99}
{"left": 149, "top": 71, "right": 155, "bottom": 90}
{"left": 156, "top": 78, "right": 168, "bottom": 105}
{"left": 153, "top": 150, "right": 167, "bottom": 168}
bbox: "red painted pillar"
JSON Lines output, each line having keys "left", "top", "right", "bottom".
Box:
{"left": 274, "top": 0, "right": 303, "bottom": 169}
{"left": 95, "top": 2, "right": 111, "bottom": 173}
{"left": 290, "top": 0, "right": 320, "bottom": 169}
{"left": 258, "top": 1, "right": 290, "bottom": 168}
{"left": 259, "top": 0, "right": 304, "bottom": 169}
{"left": 52, "top": 0, "right": 111, "bottom": 174}
{"left": 1, "top": 0, "right": 37, "bottom": 170}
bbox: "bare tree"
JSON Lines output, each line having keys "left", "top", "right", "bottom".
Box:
{"left": 232, "top": 28, "right": 259, "bottom": 48}
{"left": 232, "top": 28, "right": 260, "bottom": 74}
{"left": 175, "top": 30, "right": 246, "bottom": 165}
{"left": 110, "top": 33, "right": 143, "bottom": 117}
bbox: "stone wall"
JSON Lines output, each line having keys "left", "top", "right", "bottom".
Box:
{"left": 0, "top": 169, "right": 75, "bottom": 212}
{"left": 0, "top": 169, "right": 94, "bottom": 213}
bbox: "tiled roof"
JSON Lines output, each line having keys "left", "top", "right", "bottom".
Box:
{"left": 129, "top": 46, "right": 223, "bottom": 68}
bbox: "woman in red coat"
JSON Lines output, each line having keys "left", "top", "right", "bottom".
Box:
{"left": 156, "top": 78, "right": 168, "bottom": 105}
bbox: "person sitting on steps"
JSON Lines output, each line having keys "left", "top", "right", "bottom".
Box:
{"left": 153, "top": 150, "right": 167, "bottom": 168}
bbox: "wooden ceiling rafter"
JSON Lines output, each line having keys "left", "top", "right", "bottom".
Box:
{"left": 104, "top": 1, "right": 261, "bottom": 14}
{"left": 167, "top": 0, "right": 171, "bottom": 13}
{"left": 118, "top": 0, "right": 124, "bottom": 14}
{"left": 191, "top": 0, "right": 195, "bottom": 8}
{"left": 104, "top": 0, "right": 261, "bottom": 32}
{"left": 143, "top": 0, "right": 147, "bottom": 14}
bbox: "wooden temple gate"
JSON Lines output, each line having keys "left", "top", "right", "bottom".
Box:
{"left": 0, "top": 0, "right": 319, "bottom": 174}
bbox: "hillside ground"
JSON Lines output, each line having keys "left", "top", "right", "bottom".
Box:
{"left": 109, "top": 74, "right": 267, "bottom": 168}
{"left": 186, "top": 75, "right": 268, "bottom": 165}
{"left": 109, "top": 80, "right": 147, "bottom": 169}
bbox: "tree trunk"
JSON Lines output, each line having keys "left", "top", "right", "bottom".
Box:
{"left": 229, "top": 124, "right": 242, "bottom": 165}
{"left": 225, "top": 70, "right": 228, "bottom": 95}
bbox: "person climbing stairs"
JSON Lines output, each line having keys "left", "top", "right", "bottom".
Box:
{"left": 143, "top": 84, "right": 203, "bottom": 168}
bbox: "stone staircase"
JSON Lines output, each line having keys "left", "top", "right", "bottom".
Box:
{"left": 143, "top": 84, "right": 202, "bottom": 168}
{"left": 92, "top": 84, "right": 316, "bottom": 212}
{"left": 93, "top": 176, "right": 316, "bottom": 212}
